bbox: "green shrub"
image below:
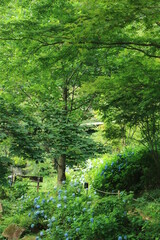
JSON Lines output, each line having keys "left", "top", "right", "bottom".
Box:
{"left": 12, "top": 181, "right": 146, "bottom": 240}
{"left": 1, "top": 177, "right": 160, "bottom": 239}
{"left": 87, "top": 147, "right": 160, "bottom": 194}
{"left": 1, "top": 148, "right": 160, "bottom": 240}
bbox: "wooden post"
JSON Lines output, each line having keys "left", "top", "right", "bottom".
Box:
{"left": 0, "top": 203, "right": 3, "bottom": 212}
{"left": 37, "top": 178, "right": 40, "bottom": 192}
{"left": 11, "top": 174, "right": 14, "bottom": 186}
{"left": 84, "top": 182, "right": 89, "bottom": 195}
{"left": 118, "top": 190, "right": 120, "bottom": 199}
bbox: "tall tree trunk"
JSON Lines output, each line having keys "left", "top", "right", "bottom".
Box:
{"left": 57, "top": 85, "right": 68, "bottom": 184}
{"left": 57, "top": 154, "right": 66, "bottom": 185}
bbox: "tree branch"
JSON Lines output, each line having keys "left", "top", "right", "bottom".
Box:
{"left": 1, "top": 35, "right": 160, "bottom": 58}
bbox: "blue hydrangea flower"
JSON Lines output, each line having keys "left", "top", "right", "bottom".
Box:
{"left": 31, "top": 224, "right": 34, "bottom": 228}
{"left": 111, "top": 162, "right": 114, "bottom": 166}
{"left": 64, "top": 196, "right": 67, "bottom": 202}
{"left": 40, "top": 211, "right": 44, "bottom": 216}
{"left": 90, "top": 218, "right": 94, "bottom": 223}
{"left": 34, "top": 198, "right": 38, "bottom": 204}
{"left": 124, "top": 211, "right": 127, "bottom": 216}
{"left": 40, "top": 231, "right": 43, "bottom": 237}
{"left": 51, "top": 216, "right": 56, "bottom": 222}
{"left": 124, "top": 236, "right": 127, "bottom": 240}
{"left": 58, "top": 189, "right": 62, "bottom": 194}
{"left": 76, "top": 228, "right": 80, "bottom": 232}
{"left": 105, "top": 164, "right": 107, "bottom": 170}
{"left": 35, "top": 211, "right": 40, "bottom": 216}
{"left": 50, "top": 197, "right": 54, "bottom": 201}
{"left": 72, "top": 193, "right": 75, "bottom": 197}
{"left": 77, "top": 188, "right": 81, "bottom": 193}
{"left": 82, "top": 208, "right": 86, "bottom": 212}
{"left": 47, "top": 223, "right": 52, "bottom": 228}
{"left": 28, "top": 213, "right": 31, "bottom": 217}
{"left": 41, "top": 199, "right": 45, "bottom": 204}
{"left": 74, "top": 182, "right": 78, "bottom": 187}
{"left": 58, "top": 195, "right": 61, "bottom": 201}
{"left": 118, "top": 236, "right": 122, "bottom": 240}
{"left": 57, "top": 203, "right": 61, "bottom": 208}
{"left": 35, "top": 204, "right": 40, "bottom": 209}
{"left": 64, "top": 233, "right": 68, "bottom": 237}
{"left": 44, "top": 215, "right": 47, "bottom": 219}
{"left": 62, "top": 181, "right": 66, "bottom": 184}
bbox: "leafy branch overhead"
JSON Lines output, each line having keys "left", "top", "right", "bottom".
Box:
{"left": 0, "top": 0, "right": 160, "bottom": 58}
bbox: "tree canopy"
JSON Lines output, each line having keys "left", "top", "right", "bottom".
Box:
{"left": 0, "top": 0, "right": 160, "bottom": 183}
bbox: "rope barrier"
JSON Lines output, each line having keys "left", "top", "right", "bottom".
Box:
{"left": 92, "top": 187, "right": 160, "bottom": 204}
{"left": 93, "top": 187, "right": 120, "bottom": 196}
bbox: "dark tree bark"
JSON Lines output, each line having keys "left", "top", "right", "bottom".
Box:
{"left": 57, "top": 85, "right": 68, "bottom": 184}
{"left": 57, "top": 154, "right": 66, "bottom": 185}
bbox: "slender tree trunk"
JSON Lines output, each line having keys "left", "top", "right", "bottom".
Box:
{"left": 57, "top": 85, "right": 68, "bottom": 184}
{"left": 57, "top": 154, "right": 66, "bottom": 185}
{"left": 152, "top": 149, "right": 159, "bottom": 170}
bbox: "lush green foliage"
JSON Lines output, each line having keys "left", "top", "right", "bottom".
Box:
{"left": 0, "top": 0, "right": 160, "bottom": 181}
{"left": 0, "top": 180, "right": 143, "bottom": 240}
{"left": 0, "top": 96, "right": 43, "bottom": 160}
{"left": 96, "top": 54, "right": 160, "bottom": 160}
{"left": 1, "top": 146, "right": 160, "bottom": 239}
{"left": 1, "top": 174, "right": 160, "bottom": 240}
{"left": 86, "top": 147, "right": 160, "bottom": 194}
{"left": 0, "top": 1, "right": 160, "bottom": 239}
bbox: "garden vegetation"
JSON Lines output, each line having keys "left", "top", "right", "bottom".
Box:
{"left": 0, "top": 0, "right": 160, "bottom": 239}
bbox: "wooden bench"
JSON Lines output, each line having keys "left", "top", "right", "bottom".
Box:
{"left": 8, "top": 174, "right": 43, "bottom": 192}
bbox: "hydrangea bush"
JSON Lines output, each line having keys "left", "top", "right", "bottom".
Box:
{"left": 9, "top": 180, "right": 147, "bottom": 240}
{"left": 1, "top": 147, "right": 159, "bottom": 240}
{"left": 86, "top": 147, "right": 159, "bottom": 193}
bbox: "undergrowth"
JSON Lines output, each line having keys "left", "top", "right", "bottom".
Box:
{"left": 0, "top": 147, "right": 160, "bottom": 240}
